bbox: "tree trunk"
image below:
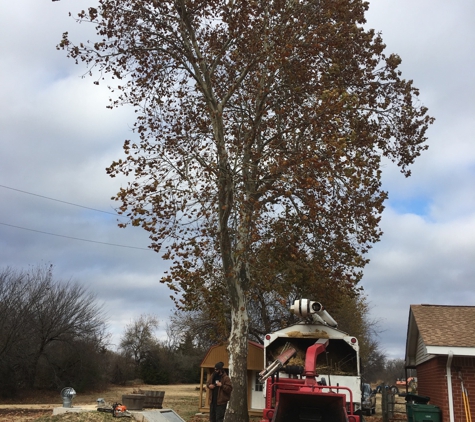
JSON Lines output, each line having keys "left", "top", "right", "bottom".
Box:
{"left": 225, "top": 278, "right": 250, "bottom": 422}
{"left": 214, "top": 105, "right": 251, "bottom": 422}
{"left": 218, "top": 209, "right": 251, "bottom": 422}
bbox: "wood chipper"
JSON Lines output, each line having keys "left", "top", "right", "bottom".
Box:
{"left": 259, "top": 299, "right": 362, "bottom": 422}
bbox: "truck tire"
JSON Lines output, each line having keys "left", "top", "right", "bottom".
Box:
{"left": 390, "top": 385, "right": 399, "bottom": 394}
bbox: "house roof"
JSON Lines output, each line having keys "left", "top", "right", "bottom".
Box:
{"left": 406, "top": 304, "right": 475, "bottom": 364}
{"left": 411, "top": 304, "right": 475, "bottom": 347}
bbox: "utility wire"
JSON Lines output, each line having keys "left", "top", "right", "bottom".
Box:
{"left": 0, "top": 183, "right": 151, "bottom": 251}
{"left": 0, "top": 184, "right": 122, "bottom": 216}
{"left": 0, "top": 222, "right": 152, "bottom": 251}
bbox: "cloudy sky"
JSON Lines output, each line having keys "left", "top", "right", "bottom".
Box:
{"left": 1, "top": 0, "right": 474, "bottom": 360}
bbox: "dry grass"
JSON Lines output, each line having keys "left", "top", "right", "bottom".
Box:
{"left": 0, "top": 383, "right": 403, "bottom": 422}
{"left": 0, "top": 384, "right": 204, "bottom": 422}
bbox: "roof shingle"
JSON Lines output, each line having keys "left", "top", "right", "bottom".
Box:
{"left": 411, "top": 304, "right": 475, "bottom": 348}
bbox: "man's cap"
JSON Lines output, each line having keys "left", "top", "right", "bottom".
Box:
{"left": 214, "top": 362, "right": 224, "bottom": 370}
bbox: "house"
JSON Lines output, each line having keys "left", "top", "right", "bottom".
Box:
{"left": 405, "top": 304, "right": 475, "bottom": 421}
{"left": 198, "top": 341, "right": 264, "bottom": 417}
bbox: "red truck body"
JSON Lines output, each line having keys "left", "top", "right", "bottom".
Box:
{"left": 261, "top": 377, "right": 360, "bottom": 422}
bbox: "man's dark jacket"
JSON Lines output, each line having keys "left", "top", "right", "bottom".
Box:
{"left": 206, "top": 371, "right": 232, "bottom": 406}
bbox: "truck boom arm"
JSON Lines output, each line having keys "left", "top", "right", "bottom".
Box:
{"left": 259, "top": 345, "right": 297, "bottom": 383}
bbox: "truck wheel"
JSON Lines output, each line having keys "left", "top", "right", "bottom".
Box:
{"left": 390, "top": 385, "right": 399, "bottom": 394}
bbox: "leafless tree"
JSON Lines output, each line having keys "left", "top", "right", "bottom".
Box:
{"left": 0, "top": 265, "right": 108, "bottom": 393}
{"left": 119, "top": 314, "right": 159, "bottom": 367}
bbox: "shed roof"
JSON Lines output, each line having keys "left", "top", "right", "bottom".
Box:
{"left": 406, "top": 304, "right": 475, "bottom": 364}
{"left": 200, "top": 341, "right": 264, "bottom": 371}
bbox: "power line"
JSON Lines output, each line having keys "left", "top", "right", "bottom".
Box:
{"left": 0, "top": 222, "right": 152, "bottom": 251}
{"left": 0, "top": 184, "right": 151, "bottom": 251}
{"left": 0, "top": 184, "right": 122, "bottom": 216}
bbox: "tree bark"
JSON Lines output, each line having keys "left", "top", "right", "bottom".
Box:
{"left": 217, "top": 155, "right": 251, "bottom": 421}
{"left": 225, "top": 281, "right": 249, "bottom": 422}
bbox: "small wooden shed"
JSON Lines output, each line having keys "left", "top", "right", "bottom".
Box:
{"left": 406, "top": 304, "right": 475, "bottom": 421}
{"left": 199, "top": 341, "right": 264, "bottom": 417}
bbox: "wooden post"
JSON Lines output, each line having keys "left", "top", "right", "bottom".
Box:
{"left": 388, "top": 390, "right": 394, "bottom": 419}
{"left": 382, "top": 387, "right": 389, "bottom": 422}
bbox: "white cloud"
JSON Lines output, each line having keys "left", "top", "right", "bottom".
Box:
{"left": 0, "top": 0, "right": 474, "bottom": 360}
{"left": 356, "top": 1, "right": 475, "bottom": 358}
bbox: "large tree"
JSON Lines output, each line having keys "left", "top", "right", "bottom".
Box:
{"left": 59, "top": 1, "right": 433, "bottom": 420}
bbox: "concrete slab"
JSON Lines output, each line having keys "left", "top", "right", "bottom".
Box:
{"left": 131, "top": 409, "right": 185, "bottom": 422}
{"left": 52, "top": 405, "right": 96, "bottom": 415}
{"left": 52, "top": 406, "right": 185, "bottom": 422}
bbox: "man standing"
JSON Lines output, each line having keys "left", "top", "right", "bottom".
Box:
{"left": 207, "top": 361, "right": 233, "bottom": 422}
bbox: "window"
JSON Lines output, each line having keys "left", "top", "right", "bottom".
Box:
{"left": 255, "top": 372, "right": 263, "bottom": 392}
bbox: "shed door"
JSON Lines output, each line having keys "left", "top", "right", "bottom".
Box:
{"left": 250, "top": 371, "right": 265, "bottom": 410}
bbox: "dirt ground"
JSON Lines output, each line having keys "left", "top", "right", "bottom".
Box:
{"left": 0, "top": 384, "right": 405, "bottom": 422}
{"left": 0, "top": 384, "right": 201, "bottom": 422}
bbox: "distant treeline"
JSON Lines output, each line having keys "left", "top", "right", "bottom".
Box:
{"left": 0, "top": 265, "right": 203, "bottom": 398}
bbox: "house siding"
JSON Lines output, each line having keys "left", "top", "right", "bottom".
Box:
{"left": 415, "top": 335, "right": 432, "bottom": 366}
{"left": 417, "top": 355, "right": 475, "bottom": 422}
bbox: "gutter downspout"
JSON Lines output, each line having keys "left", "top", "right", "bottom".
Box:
{"left": 447, "top": 351, "right": 454, "bottom": 422}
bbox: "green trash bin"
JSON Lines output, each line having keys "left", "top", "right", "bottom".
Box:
{"left": 406, "top": 403, "right": 441, "bottom": 422}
